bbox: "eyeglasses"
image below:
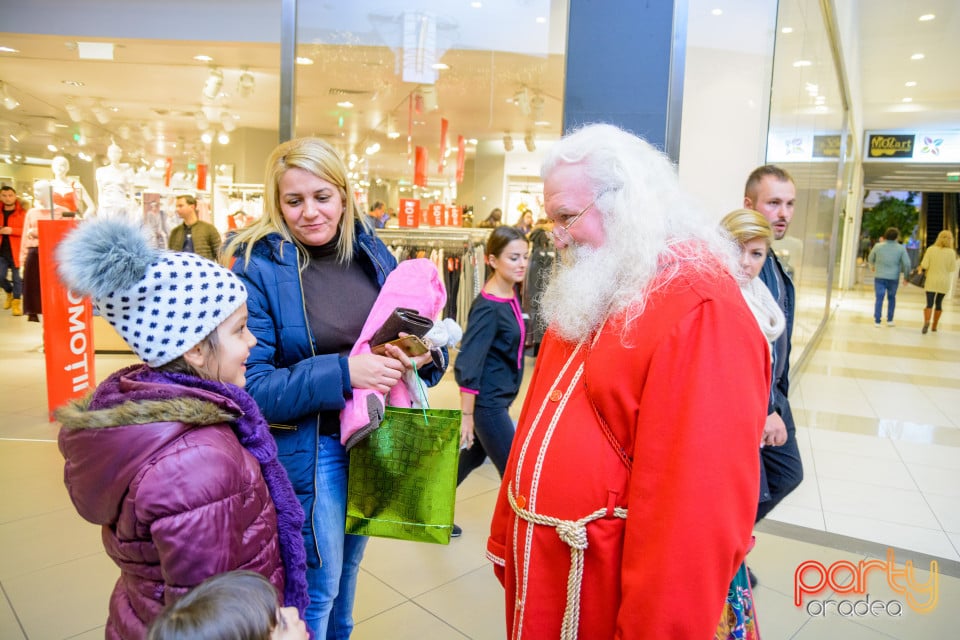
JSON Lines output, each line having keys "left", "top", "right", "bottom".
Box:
{"left": 551, "top": 197, "right": 597, "bottom": 245}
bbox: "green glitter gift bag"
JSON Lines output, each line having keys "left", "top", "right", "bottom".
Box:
{"left": 345, "top": 406, "right": 461, "bottom": 544}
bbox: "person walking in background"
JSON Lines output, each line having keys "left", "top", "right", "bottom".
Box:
{"left": 367, "top": 200, "right": 387, "bottom": 228}
{"left": 918, "top": 229, "right": 958, "bottom": 333}
{"left": 148, "top": 571, "right": 309, "bottom": 640}
{"left": 743, "top": 165, "right": 804, "bottom": 588}
{"left": 867, "top": 226, "right": 911, "bottom": 327}
{"left": 487, "top": 124, "right": 769, "bottom": 639}
{"left": 0, "top": 185, "right": 25, "bottom": 316}
{"left": 515, "top": 208, "right": 533, "bottom": 234}
{"left": 168, "top": 194, "right": 221, "bottom": 260}
{"left": 54, "top": 218, "right": 308, "bottom": 639}
{"left": 224, "top": 137, "right": 447, "bottom": 639}
{"left": 453, "top": 226, "right": 528, "bottom": 536}
{"left": 478, "top": 207, "right": 503, "bottom": 228}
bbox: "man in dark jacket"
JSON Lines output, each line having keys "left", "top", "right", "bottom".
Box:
{"left": 0, "top": 185, "right": 25, "bottom": 316}
{"left": 168, "top": 194, "right": 221, "bottom": 260}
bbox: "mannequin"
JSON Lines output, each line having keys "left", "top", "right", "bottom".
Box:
{"left": 95, "top": 143, "right": 135, "bottom": 222}
{"left": 50, "top": 155, "right": 96, "bottom": 216}
{"left": 21, "top": 180, "right": 71, "bottom": 322}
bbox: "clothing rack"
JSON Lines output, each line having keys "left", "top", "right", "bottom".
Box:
{"left": 375, "top": 228, "right": 491, "bottom": 325}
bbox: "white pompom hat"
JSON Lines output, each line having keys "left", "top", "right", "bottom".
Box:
{"left": 56, "top": 218, "right": 246, "bottom": 367}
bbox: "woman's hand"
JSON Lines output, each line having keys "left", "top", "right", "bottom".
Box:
{"left": 348, "top": 353, "right": 405, "bottom": 394}
{"left": 381, "top": 332, "right": 434, "bottom": 372}
{"left": 460, "top": 414, "right": 475, "bottom": 449}
{"left": 761, "top": 412, "right": 788, "bottom": 448}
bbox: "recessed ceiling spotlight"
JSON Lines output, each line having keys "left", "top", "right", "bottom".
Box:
{"left": 295, "top": 56, "right": 314, "bottom": 65}
{"left": 62, "top": 79, "right": 84, "bottom": 87}
{"left": 194, "top": 55, "right": 213, "bottom": 62}
{"left": 467, "top": 138, "right": 478, "bottom": 145}
{"left": 781, "top": 27, "right": 794, "bottom": 34}
{"left": 902, "top": 97, "right": 913, "bottom": 103}
{"left": 918, "top": 14, "right": 935, "bottom": 21}
{"left": 217, "top": 131, "right": 230, "bottom": 145}
{"left": 337, "top": 101, "right": 354, "bottom": 108}
{"left": 431, "top": 63, "right": 449, "bottom": 70}
{"left": 47, "top": 143, "right": 58, "bottom": 152}
{"left": 792, "top": 60, "right": 812, "bottom": 67}
{"left": 201, "top": 130, "right": 213, "bottom": 145}
{"left": 910, "top": 53, "right": 924, "bottom": 60}
{"left": 711, "top": 9, "right": 723, "bottom": 16}
{"left": 471, "top": 2, "right": 482, "bottom": 8}
{"left": 905, "top": 81, "right": 917, "bottom": 87}
{"left": 534, "top": 120, "right": 551, "bottom": 127}
{"left": 0, "top": 46, "right": 19, "bottom": 53}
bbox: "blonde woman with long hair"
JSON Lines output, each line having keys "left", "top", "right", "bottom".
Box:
{"left": 918, "top": 230, "right": 958, "bottom": 333}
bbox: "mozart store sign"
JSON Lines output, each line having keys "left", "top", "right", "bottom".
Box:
{"left": 868, "top": 134, "right": 914, "bottom": 158}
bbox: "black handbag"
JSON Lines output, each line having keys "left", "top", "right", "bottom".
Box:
{"left": 370, "top": 307, "right": 433, "bottom": 346}
{"left": 907, "top": 268, "right": 926, "bottom": 288}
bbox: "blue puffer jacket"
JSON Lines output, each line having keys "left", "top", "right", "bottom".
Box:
{"left": 231, "top": 223, "right": 445, "bottom": 538}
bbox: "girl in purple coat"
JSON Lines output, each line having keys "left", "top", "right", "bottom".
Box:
{"left": 54, "top": 219, "right": 309, "bottom": 640}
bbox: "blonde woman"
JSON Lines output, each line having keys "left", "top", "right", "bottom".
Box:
{"left": 918, "top": 230, "right": 958, "bottom": 333}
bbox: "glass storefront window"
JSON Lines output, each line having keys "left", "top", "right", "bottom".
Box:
{"left": 292, "top": 1, "right": 568, "bottom": 227}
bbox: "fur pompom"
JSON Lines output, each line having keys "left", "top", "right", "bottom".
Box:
{"left": 56, "top": 218, "right": 159, "bottom": 298}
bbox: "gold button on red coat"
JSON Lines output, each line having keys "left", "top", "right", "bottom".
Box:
{"left": 549, "top": 388, "right": 562, "bottom": 402}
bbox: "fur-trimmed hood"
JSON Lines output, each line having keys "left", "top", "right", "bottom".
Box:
{"left": 57, "top": 365, "right": 242, "bottom": 527}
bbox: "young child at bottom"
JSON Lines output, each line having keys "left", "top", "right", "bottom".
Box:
{"left": 148, "top": 570, "right": 308, "bottom": 640}
{"left": 54, "top": 219, "right": 309, "bottom": 639}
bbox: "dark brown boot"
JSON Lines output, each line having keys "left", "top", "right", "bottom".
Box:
{"left": 922, "top": 308, "right": 931, "bottom": 334}
{"left": 932, "top": 310, "right": 942, "bottom": 332}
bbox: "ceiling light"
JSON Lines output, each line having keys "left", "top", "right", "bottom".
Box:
{"left": 524, "top": 133, "right": 536, "bottom": 152}
{"left": 217, "top": 131, "right": 230, "bottom": 145}
{"left": 0, "top": 46, "right": 19, "bottom": 53}
{"left": 905, "top": 81, "right": 917, "bottom": 87}
{"left": 91, "top": 101, "right": 110, "bottom": 124}
{"left": 2, "top": 89, "right": 19, "bottom": 110}
{"left": 431, "top": 62, "right": 449, "bottom": 70}
{"left": 221, "top": 112, "right": 237, "bottom": 132}
{"left": 503, "top": 134, "right": 514, "bottom": 152}
{"left": 141, "top": 122, "right": 154, "bottom": 141}
{"left": 386, "top": 115, "right": 399, "bottom": 139}
{"left": 237, "top": 68, "right": 255, "bottom": 98}
{"left": 365, "top": 142, "right": 380, "bottom": 155}
{"left": 202, "top": 67, "right": 223, "bottom": 101}
{"left": 196, "top": 110, "right": 209, "bottom": 130}
{"left": 64, "top": 101, "right": 82, "bottom": 122}
{"left": 711, "top": 9, "right": 723, "bottom": 16}
{"left": 47, "top": 144, "right": 58, "bottom": 152}
{"left": 62, "top": 79, "right": 84, "bottom": 87}
{"left": 201, "top": 130, "right": 213, "bottom": 145}
{"left": 918, "top": 14, "right": 935, "bottom": 21}
{"left": 337, "top": 101, "right": 354, "bottom": 108}
{"left": 902, "top": 97, "right": 913, "bottom": 103}
{"left": 910, "top": 53, "right": 924, "bottom": 60}
{"left": 117, "top": 124, "right": 131, "bottom": 139}
{"left": 467, "top": 138, "right": 478, "bottom": 145}
{"left": 295, "top": 56, "right": 314, "bottom": 65}
{"left": 792, "top": 60, "right": 812, "bottom": 67}
{"left": 471, "top": 2, "right": 482, "bottom": 8}
{"left": 9, "top": 124, "right": 28, "bottom": 142}
{"left": 781, "top": 27, "right": 794, "bottom": 34}
{"left": 193, "top": 54, "right": 213, "bottom": 62}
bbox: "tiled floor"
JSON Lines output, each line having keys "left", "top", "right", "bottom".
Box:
{"left": 1, "top": 281, "right": 959, "bottom": 639}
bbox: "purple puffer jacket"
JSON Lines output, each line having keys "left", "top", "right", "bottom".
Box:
{"left": 57, "top": 366, "right": 285, "bottom": 640}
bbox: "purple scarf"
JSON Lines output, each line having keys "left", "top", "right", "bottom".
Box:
{"left": 93, "top": 365, "right": 310, "bottom": 616}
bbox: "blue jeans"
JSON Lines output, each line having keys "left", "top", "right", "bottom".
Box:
{"left": 874, "top": 278, "right": 899, "bottom": 323}
{"left": 306, "top": 435, "right": 368, "bottom": 639}
{"left": 457, "top": 405, "right": 515, "bottom": 484}
{"left": 0, "top": 253, "right": 21, "bottom": 298}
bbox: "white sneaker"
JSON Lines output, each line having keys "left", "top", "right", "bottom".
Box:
{"left": 874, "top": 322, "right": 881, "bottom": 328}
{"left": 887, "top": 321, "right": 895, "bottom": 327}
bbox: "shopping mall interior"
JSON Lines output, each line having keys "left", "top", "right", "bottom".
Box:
{"left": 1, "top": 0, "right": 959, "bottom": 638}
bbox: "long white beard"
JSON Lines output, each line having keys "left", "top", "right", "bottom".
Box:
{"left": 539, "top": 244, "right": 624, "bottom": 343}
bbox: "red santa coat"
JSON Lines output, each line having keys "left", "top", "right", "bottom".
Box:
{"left": 487, "top": 258, "right": 770, "bottom": 639}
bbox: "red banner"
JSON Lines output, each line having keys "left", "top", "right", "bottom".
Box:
{"left": 196, "top": 163, "right": 207, "bottom": 190}
{"left": 164, "top": 157, "right": 173, "bottom": 188}
{"left": 414, "top": 146, "right": 427, "bottom": 187}
{"left": 446, "top": 205, "right": 462, "bottom": 227}
{"left": 38, "top": 219, "right": 95, "bottom": 421}
{"left": 399, "top": 198, "right": 420, "bottom": 228}
{"left": 438, "top": 118, "right": 449, "bottom": 173}
{"left": 427, "top": 202, "right": 445, "bottom": 226}
{"left": 456, "top": 135, "right": 466, "bottom": 183}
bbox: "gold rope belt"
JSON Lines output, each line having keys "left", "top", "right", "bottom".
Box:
{"left": 507, "top": 482, "right": 627, "bottom": 640}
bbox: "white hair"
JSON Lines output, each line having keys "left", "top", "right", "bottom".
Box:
{"left": 539, "top": 123, "right": 738, "bottom": 342}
